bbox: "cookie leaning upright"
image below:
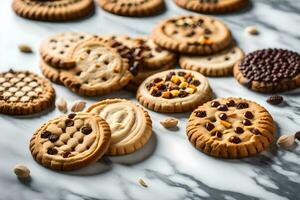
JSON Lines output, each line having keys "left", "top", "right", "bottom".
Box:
{"left": 59, "top": 36, "right": 133, "bottom": 96}
{"left": 234, "top": 48, "right": 300, "bottom": 93}
{"left": 137, "top": 69, "right": 213, "bottom": 113}
{"left": 87, "top": 99, "right": 152, "bottom": 155}
{"left": 12, "top": 0, "right": 94, "bottom": 22}
{"left": 152, "top": 15, "right": 232, "bottom": 55}
{"left": 0, "top": 70, "right": 55, "bottom": 115}
{"left": 187, "top": 97, "right": 275, "bottom": 158}
{"left": 30, "top": 112, "right": 111, "bottom": 171}
{"left": 97, "top": 0, "right": 164, "bottom": 16}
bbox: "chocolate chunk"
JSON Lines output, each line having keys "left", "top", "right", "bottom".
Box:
{"left": 178, "top": 90, "right": 188, "bottom": 98}
{"left": 65, "top": 119, "right": 74, "bottom": 127}
{"left": 191, "top": 79, "right": 200, "bottom": 86}
{"left": 244, "top": 111, "right": 254, "bottom": 119}
{"left": 217, "top": 104, "right": 228, "bottom": 111}
{"left": 267, "top": 95, "right": 284, "bottom": 105}
{"left": 252, "top": 128, "right": 261, "bottom": 135}
{"left": 68, "top": 113, "right": 76, "bottom": 119}
{"left": 157, "top": 84, "right": 167, "bottom": 91}
{"left": 47, "top": 148, "right": 58, "bottom": 155}
{"left": 178, "top": 71, "right": 186, "bottom": 76}
{"left": 294, "top": 131, "right": 300, "bottom": 141}
{"left": 235, "top": 127, "right": 244, "bottom": 134}
{"left": 242, "top": 119, "right": 252, "bottom": 126}
{"left": 62, "top": 151, "right": 71, "bottom": 158}
{"left": 146, "top": 82, "right": 155, "bottom": 91}
{"left": 211, "top": 101, "right": 220, "bottom": 107}
{"left": 226, "top": 100, "right": 236, "bottom": 107}
{"left": 154, "top": 78, "right": 163, "bottom": 83}
{"left": 41, "top": 130, "right": 51, "bottom": 138}
{"left": 81, "top": 126, "right": 93, "bottom": 135}
{"left": 205, "top": 122, "right": 215, "bottom": 131}
{"left": 236, "top": 102, "right": 249, "bottom": 109}
{"left": 151, "top": 89, "right": 162, "bottom": 97}
{"left": 195, "top": 111, "right": 206, "bottom": 118}
{"left": 219, "top": 113, "right": 227, "bottom": 120}
{"left": 229, "top": 136, "right": 241, "bottom": 144}
{"left": 49, "top": 134, "right": 59, "bottom": 143}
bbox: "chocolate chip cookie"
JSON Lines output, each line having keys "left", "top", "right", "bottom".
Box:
{"left": 187, "top": 97, "right": 275, "bottom": 158}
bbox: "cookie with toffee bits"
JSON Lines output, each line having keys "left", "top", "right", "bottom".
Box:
{"left": 173, "top": 0, "right": 249, "bottom": 14}
{"left": 12, "top": 0, "right": 94, "bottom": 22}
{"left": 187, "top": 97, "right": 275, "bottom": 158}
{"left": 0, "top": 70, "right": 55, "bottom": 115}
{"left": 59, "top": 36, "right": 133, "bottom": 96}
{"left": 233, "top": 48, "right": 300, "bottom": 93}
{"left": 30, "top": 112, "right": 111, "bottom": 171}
{"left": 97, "top": 0, "right": 164, "bottom": 17}
{"left": 137, "top": 69, "right": 213, "bottom": 113}
{"left": 152, "top": 15, "right": 232, "bottom": 55}
{"left": 180, "top": 44, "right": 244, "bottom": 76}
{"left": 87, "top": 99, "right": 152, "bottom": 155}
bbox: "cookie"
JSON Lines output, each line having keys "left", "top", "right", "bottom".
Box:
{"left": 0, "top": 70, "right": 56, "bottom": 115}
{"left": 137, "top": 69, "right": 213, "bottom": 113}
{"left": 87, "top": 99, "right": 152, "bottom": 155}
{"left": 40, "top": 32, "right": 92, "bottom": 69}
{"left": 179, "top": 44, "right": 244, "bottom": 76}
{"left": 187, "top": 97, "right": 275, "bottom": 158}
{"left": 30, "top": 112, "right": 111, "bottom": 171}
{"left": 40, "top": 59, "right": 62, "bottom": 84}
{"left": 173, "top": 0, "right": 249, "bottom": 14}
{"left": 12, "top": 0, "right": 94, "bottom": 22}
{"left": 152, "top": 15, "right": 232, "bottom": 55}
{"left": 233, "top": 48, "right": 300, "bottom": 93}
{"left": 97, "top": 0, "right": 164, "bottom": 17}
{"left": 59, "top": 36, "right": 133, "bottom": 96}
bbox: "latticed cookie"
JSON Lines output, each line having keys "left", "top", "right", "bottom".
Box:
{"left": 87, "top": 99, "right": 152, "bottom": 155}
{"left": 30, "top": 112, "right": 111, "bottom": 171}
{"left": 152, "top": 15, "right": 232, "bottom": 55}
{"left": 187, "top": 97, "right": 275, "bottom": 158}
{"left": 12, "top": 0, "right": 94, "bottom": 22}
{"left": 0, "top": 70, "right": 55, "bottom": 115}
{"left": 137, "top": 69, "right": 213, "bottom": 113}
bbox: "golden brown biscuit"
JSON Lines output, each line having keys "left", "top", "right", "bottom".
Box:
{"left": 187, "top": 97, "right": 275, "bottom": 158}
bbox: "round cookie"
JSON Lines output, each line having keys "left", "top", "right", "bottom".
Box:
{"left": 30, "top": 112, "right": 111, "bottom": 171}
{"left": 12, "top": 0, "right": 94, "bottom": 22}
{"left": 40, "top": 59, "right": 63, "bottom": 84}
{"left": 152, "top": 15, "right": 232, "bottom": 55}
{"left": 40, "top": 32, "right": 92, "bottom": 69}
{"left": 233, "top": 48, "right": 300, "bottom": 93}
{"left": 97, "top": 0, "right": 164, "bottom": 17}
{"left": 0, "top": 70, "right": 55, "bottom": 115}
{"left": 187, "top": 97, "right": 275, "bottom": 158}
{"left": 59, "top": 36, "right": 133, "bottom": 96}
{"left": 137, "top": 69, "right": 213, "bottom": 113}
{"left": 87, "top": 99, "right": 152, "bottom": 155}
{"left": 179, "top": 44, "right": 244, "bottom": 76}
{"left": 173, "top": 0, "right": 249, "bottom": 14}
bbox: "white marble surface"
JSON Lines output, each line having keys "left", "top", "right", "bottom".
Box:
{"left": 1, "top": 0, "right": 300, "bottom": 200}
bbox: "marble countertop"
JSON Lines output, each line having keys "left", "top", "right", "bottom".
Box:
{"left": 0, "top": 0, "right": 300, "bottom": 200}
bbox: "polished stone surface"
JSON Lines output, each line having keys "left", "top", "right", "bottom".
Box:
{"left": 0, "top": 0, "right": 299, "bottom": 199}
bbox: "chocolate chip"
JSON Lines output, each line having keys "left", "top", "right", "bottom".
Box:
{"left": 153, "top": 78, "right": 163, "bottom": 83}
{"left": 157, "top": 84, "right": 167, "bottom": 91}
{"left": 155, "top": 46, "right": 163, "bottom": 52}
{"left": 242, "top": 119, "right": 252, "bottom": 126}
{"left": 178, "top": 71, "right": 186, "bottom": 76}
{"left": 252, "top": 128, "right": 261, "bottom": 135}
{"left": 178, "top": 90, "right": 188, "bottom": 98}
{"left": 205, "top": 122, "right": 215, "bottom": 131}
{"left": 212, "top": 131, "right": 222, "bottom": 138}
{"left": 267, "top": 95, "right": 284, "bottom": 105}
{"left": 62, "top": 151, "right": 71, "bottom": 158}
{"left": 151, "top": 89, "right": 162, "bottom": 97}
{"left": 294, "top": 131, "right": 300, "bottom": 141}
{"left": 217, "top": 105, "right": 228, "bottom": 111}
{"left": 81, "top": 126, "right": 92, "bottom": 135}
{"left": 229, "top": 136, "right": 241, "bottom": 144}
{"left": 226, "top": 100, "right": 236, "bottom": 107}
{"left": 49, "top": 134, "right": 59, "bottom": 143}
{"left": 219, "top": 113, "right": 227, "bottom": 120}
{"left": 195, "top": 111, "right": 206, "bottom": 118}
{"left": 235, "top": 127, "right": 244, "bottom": 134}
{"left": 47, "top": 148, "right": 58, "bottom": 155}
{"left": 41, "top": 130, "right": 51, "bottom": 138}
{"left": 191, "top": 80, "right": 200, "bottom": 86}
{"left": 68, "top": 113, "right": 76, "bottom": 119}
{"left": 236, "top": 102, "right": 249, "bottom": 109}
{"left": 244, "top": 111, "right": 254, "bottom": 119}
{"left": 65, "top": 119, "right": 74, "bottom": 127}
{"left": 146, "top": 82, "right": 155, "bottom": 91}
{"left": 204, "top": 28, "right": 212, "bottom": 34}
{"left": 211, "top": 101, "right": 220, "bottom": 107}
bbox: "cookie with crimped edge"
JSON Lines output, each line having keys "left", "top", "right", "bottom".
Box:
{"left": 179, "top": 44, "right": 244, "bottom": 76}
{"left": 39, "top": 59, "right": 63, "bottom": 84}
{"left": 40, "top": 32, "right": 92, "bottom": 69}
{"left": 233, "top": 48, "right": 300, "bottom": 93}
{"left": 0, "top": 70, "right": 55, "bottom": 115}
{"left": 97, "top": 0, "right": 164, "bottom": 17}
{"left": 173, "top": 0, "right": 249, "bottom": 14}
{"left": 30, "top": 112, "right": 111, "bottom": 171}
{"left": 87, "top": 99, "right": 152, "bottom": 155}
{"left": 187, "top": 97, "right": 275, "bottom": 158}
{"left": 59, "top": 36, "right": 133, "bottom": 96}
{"left": 137, "top": 69, "right": 213, "bottom": 113}
{"left": 152, "top": 15, "right": 232, "bottom": 55}
{"left": 12, "top": 0, "right": 94, "bottom": 22}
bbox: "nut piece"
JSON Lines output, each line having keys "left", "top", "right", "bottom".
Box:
{"left": 160, "top": 117, "right": 179, "bottom": 128}
{"left": 71, "top": 100, "right": 86, "bottom": 112}
{"left": 18, "top": 44, "right": 33, "bottom": 53}
{"left": 138, "top": 178, "right": 148, "bottom": 188}
{"left": 14, "top": 164, "right": 30, "bottom": 179}
{"left": 56, "top": 98, "right": 68, "bottom": 113}
{"left": 267, "top": 95, "right": 284, "bottom": 105}
{"left": 277, "top": 135, "right": 295, "bottom": 148}
{"left": 245, "top": 26, "right": 259, "bottom": 35}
